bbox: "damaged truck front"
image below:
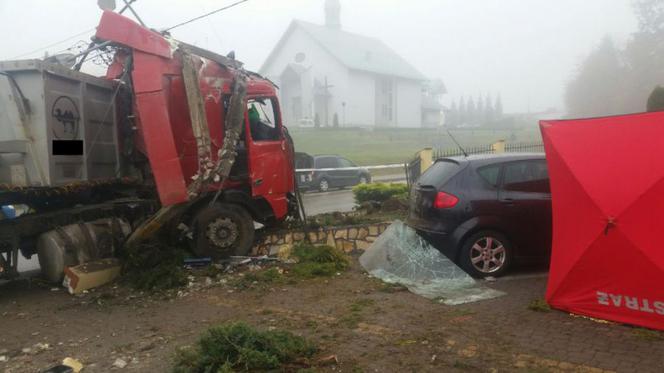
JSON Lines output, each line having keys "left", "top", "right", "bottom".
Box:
{"left": 0, "top": 11, "right": 299, "bottom": 281}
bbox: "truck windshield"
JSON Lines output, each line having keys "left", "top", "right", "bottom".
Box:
{"left": 247, "top": 98, "right": 280, "bottom": 142}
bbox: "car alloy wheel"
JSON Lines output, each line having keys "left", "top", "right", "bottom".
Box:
{"left": 469, "top": 236, "right": 507, "bottom": 274}
{"left": 359, "top": 176, "right": 368, "bottom": 184}
{"left": 319, "top": 179, "right": 329, "bottom": 192}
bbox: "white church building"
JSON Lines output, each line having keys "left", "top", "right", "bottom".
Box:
{"left": 260, "top": 0, "right": 438, "bottom": 128}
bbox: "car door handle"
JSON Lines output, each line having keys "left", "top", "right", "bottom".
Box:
{"left": 500, "top": 198, "right": 515, "bottom": 205}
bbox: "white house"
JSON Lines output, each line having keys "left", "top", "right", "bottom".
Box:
{"left": 260, "top": 0, "right": 436, "bottom": 128}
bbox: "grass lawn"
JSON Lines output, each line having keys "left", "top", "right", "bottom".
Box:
{"left": 290, "top": 127, "right": 543, "bottom": 166}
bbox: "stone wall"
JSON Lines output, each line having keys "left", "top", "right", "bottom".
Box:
{"left": 253, "top": 222, "right": 392, "bottom": 257}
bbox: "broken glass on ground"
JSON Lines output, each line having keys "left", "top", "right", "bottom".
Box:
{"left": 359, "top": 220, "right": 504, "bottom": 305}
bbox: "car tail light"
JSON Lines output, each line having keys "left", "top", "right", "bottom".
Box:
{"left": 433, "top": 191, "right": 459, "bottom": 209}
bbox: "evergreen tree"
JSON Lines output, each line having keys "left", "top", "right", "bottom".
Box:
{"left": 647, "top": 86, "right": 664, "bottom": 111}
{"left": 448, "top": 101, "right": 458, "bottom": 127}
{"left": 495, "top": 94, "right": 504, "bottom": 118}
{"left": 634, "top": 0, "right": 664, "bottom": 35}
{"left": 459, "top": 96, "right": 466, "bottom": 125}
{"left": 565, "top": 36, "right": 624, "bottom": 117}
{"left": 565, "top": 2, "right": 664, "bottom": 116}
{"left": 477, "top": 95, "right": 484, "bottom": 125}
{"left": 484, "top": 93, "right": 494, "bottom": 124}
{"left": 467, "top": 96, "right": 476, "bottom": 125}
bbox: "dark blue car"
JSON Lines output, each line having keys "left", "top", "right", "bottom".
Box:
{"left": 296, "top": 154, "right": 371, "bottom": 192}
{"left": 407, "top": 153, "right": 552, "bottom": 278}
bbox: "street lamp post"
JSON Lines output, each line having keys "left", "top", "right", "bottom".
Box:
{"left": 342, "top": 101, "right": 346, "bottom": 127}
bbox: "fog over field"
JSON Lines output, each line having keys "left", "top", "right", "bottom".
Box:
{"left": 0, "top": 0, "right": 638, "bottom": 114}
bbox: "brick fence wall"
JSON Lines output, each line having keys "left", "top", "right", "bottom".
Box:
{"left": 253, "top": 222, "right": 392, "bottom": 257}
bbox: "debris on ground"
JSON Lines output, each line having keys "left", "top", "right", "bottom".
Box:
{"left": 120, "top": 241, "right": 188, "bottom": 292}
{"left": 229, "top": 244, "right": 350, "bottom": 290}
{"left": 112, "top": 358, "right": 128, "bottom": 369}
{"left": 527, "top": 298, "right": 551, "bottom": 312}
{"left": 42, "top": 357, "right": 84, "bottom": 373}
{"left": 63, "top": 258, "right": 121, "bottom": 295}
{"left": 62, "top": 357, "right": 83, "bottom": 372}
{"left": 631, "top": 328, "right": 664, "bottom": 341}
{"left": 183, "top": 257, "right": 212, "bottom": 268}
{"left": 317, "top": 354, "right": 339, "bottom": 366}
{"left": 22, "top": 342, "right": 50, "bottom": 356}
{"left": 290, "top": 243, "right": 349, "bottom": 278}
{"left": 172, "top": 322, "right": 317, "bottom": 372}
{"left": 359, "top": 220, "right": 504, "bottom": 305}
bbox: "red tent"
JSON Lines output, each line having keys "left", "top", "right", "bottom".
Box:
{"left": 541, "top": 112, "right": 664, "bottom": 330}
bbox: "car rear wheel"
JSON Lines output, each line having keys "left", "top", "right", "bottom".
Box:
{"left": 460, "top": 231, "right": 511, "bottom": 278}
{"left": 319, "top": 178, "right": 330, "bottom": 192}
{"left": 359, "top": 175, "right": 369, "bottom": 184}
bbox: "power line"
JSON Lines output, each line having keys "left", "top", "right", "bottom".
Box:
{"left": 10, "top": 0, "right": 248, "bottom": 60}
{"left": 10, "top": 28, "right": 97, "bottom": 59}
{"left": 164, "top": 0, "right": 250, "bottom": 32}
{"left": 9, "top": 0, "right": 141, "bottom": 60}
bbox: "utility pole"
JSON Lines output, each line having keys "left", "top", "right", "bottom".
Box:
{"left": 342, "top": 101, "right": 346, "bottom": 127}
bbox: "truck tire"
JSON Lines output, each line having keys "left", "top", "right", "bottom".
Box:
{"left": 192, "top": 203, "right": 255, "bottom": 260}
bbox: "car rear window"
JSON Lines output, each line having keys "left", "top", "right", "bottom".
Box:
{"left": 295, "top": 153, "right": 313, "bottom": 169}
{"left": 418, "top": 160, "right": 461, "bottom": 187}
{"left": 477, "top": 164, "right": 501, "bottom": 187}
{"left": 315, "top": 157, "right": 338, "bottom": 169}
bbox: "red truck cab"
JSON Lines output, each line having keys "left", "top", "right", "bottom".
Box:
{"left": 97, "top": 11, "right": 297, "bottom": 258}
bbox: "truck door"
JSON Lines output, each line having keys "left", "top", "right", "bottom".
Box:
{"left": 246, "top": 97, "right": 292, "bottom": 218}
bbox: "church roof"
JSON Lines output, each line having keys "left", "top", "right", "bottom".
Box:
{"left": 261, "top": 20, "right": 426, "bottom": 81}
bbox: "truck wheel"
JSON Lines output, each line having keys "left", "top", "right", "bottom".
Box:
{"left": 193, "top": 203, "right": 255, "bottom": 260}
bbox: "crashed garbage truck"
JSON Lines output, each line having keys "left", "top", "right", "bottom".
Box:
{"left": 0, "top": 11, "right": 299, "bottom": 282}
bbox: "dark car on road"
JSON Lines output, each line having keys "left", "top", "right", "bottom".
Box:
{"left": 295, "top": 154, "right": 371, "bottom": 192}
{"left": 407, "top": 153, "right": 552, "bottom": 278}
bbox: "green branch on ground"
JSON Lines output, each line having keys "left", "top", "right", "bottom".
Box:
{"left": 527, "top": 299, "right": 551, "bottom": 312}
{"left": 121, "top": 241, "right": 188, "bottom": 292}
{"left": 173, "top": 322, "right": 317, "bottom": 372}
{"left": 231, "top": 244, "right": 350, "bottom": 289}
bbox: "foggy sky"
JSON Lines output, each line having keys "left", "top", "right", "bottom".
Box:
{"left": 0, "top": 0, "right": 637, "bottom": 113}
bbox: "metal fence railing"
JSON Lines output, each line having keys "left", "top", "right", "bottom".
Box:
{"left": 505, "top": 142, "right": 545, "bottom": 153}
{"left": 433, "top": 142, "right": 544, "bottom": 160}
{"left": 405, "top": 155, "right": 421, "bottom": 188}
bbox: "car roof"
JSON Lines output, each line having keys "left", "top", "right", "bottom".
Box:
{"left": 314, "top": 154, "right": 341, "bottom": 159}
{"left": 438, "top": 152, "right": 546, "bottom": 167}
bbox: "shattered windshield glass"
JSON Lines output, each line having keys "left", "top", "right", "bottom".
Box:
{"left": 360, "top": 221, "right": 504, "bottom": 305}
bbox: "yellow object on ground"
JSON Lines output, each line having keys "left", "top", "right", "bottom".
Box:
{"left": 62, "top": 357, "right": 84, "bottom": 372}
{"left": 63, "top": 258, "right": 121, "bottom": 295}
